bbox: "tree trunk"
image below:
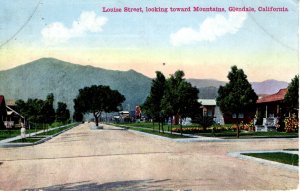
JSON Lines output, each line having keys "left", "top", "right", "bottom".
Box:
{"left": 161, "top": 118, "right": 164, "bottom": 133}
{"left": 94, "top": 112, "right": 99, "bottom": 126}
{"left": 158, "top": 121, "right": 160, "bottom": 133}
{"left": 170, "top": 116, "right": 173, "bottom": 134}
{"left": 152, "top": 120, "right": 155, "bottom": 132}
{"left": 237, "top": 117, "right": 240, "bottom": 138}
{"left": 180, "top": 117, "right": 183, "bottom": 136}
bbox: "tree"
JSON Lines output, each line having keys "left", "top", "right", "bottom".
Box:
{"left": 161, "top": 70, "right": 201, "bottom": 135}
{"left": 142, "top": 71, "right": 166, "bottom": 132}
{"left": 284, "top": 75, "right": 299, "bottom": 114}
{"left": 42, "top": 93, "right": 56, "bottom": 124}
{"left": 216, "top": 66, "right": 258, "bottom": 138}
{"left": 73, "top": 85, "right": 125, "bottom": 126}
{"left": 16, "top": 93, "right": 56, "bottom": 125}
{"left": 56, "top": 102, "right": 70, "bottom": 123}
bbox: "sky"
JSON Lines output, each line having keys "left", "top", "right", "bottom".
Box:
{"left": 0, "top": 0, "right": 298, "bottom": 82}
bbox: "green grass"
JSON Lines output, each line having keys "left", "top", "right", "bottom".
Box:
{"left": 114, "top": 124, "right": 192, "bottom": 139}
{"left": 0, "top": 129, "right": 38, "bottom": 140}
{"left": 243, "top": 152, "right": 299, "bottom": 166}
{"left": 0, "top": 123, "right": 78, "bottom": 141}
{"left": 198, "top": 131, "right": 298, "bottom": 138}
{"left": 11, "top": 137, "right": 45, "bottom": 143}
{"left": 116, "top": 122, "right": 298, "bottom": 139}
{"left": 38, "top": 123, "right": 77, "bottom": 136}
{"left": 120, "top": 122, "right": 199, "bottom": 130}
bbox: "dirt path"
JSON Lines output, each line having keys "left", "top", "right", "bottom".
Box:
{"left": 0, "top": 123, "right": 298, "bottom": 190}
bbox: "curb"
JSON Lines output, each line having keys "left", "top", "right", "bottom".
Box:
{"left": 228, "top": 150, "right": 299, "bottom": 172}
{"left": 0, "top": 124, "right": 78, "bottom": 148}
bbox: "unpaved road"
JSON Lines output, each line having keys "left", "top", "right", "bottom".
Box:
{"left": 0, "top": 123, "right": 298, "bottom": 190}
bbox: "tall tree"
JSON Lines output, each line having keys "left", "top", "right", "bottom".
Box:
{"left": 143, "top": 71, "right": 166, "bottom": 132}
{"left": 74, "top": 85, "right": 125, "bottom": 126}
{"left": 56, "top": 102, "right": 70, "bottom": 123}
{"left": 42, "top": 93, "right": 56, "bottom": 124}
{"left": 161, "top": 70, "right": 201, "bottom": 135}
{"left": 284, "top": 75, "right": 299, "bottom": 114}
{"left": 216, "top": 65, "right": 258, "bottom": 138}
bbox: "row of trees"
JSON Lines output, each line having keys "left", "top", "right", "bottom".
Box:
{"left": 143, "top": 70, "right": 201, "bottom": 135}
{"left": 16, "top": 93, "right": 70, "bottom": 125}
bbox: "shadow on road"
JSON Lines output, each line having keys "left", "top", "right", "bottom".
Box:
{"left": 24, "top": 179, "right": 173, "bottom": 191}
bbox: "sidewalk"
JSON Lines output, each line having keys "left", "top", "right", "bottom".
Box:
{"left": 0, "top": 124, "right": 72, "bottom": 144}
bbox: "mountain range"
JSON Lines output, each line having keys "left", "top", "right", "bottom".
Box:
{"left": 0, "top": 58, "right": 289, "bottom": 113}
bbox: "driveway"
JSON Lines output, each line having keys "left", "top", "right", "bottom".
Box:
{"left": 0, "top": 123, "right": 298, "bottom": 190}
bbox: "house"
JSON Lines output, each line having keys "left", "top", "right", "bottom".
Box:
{"left": 4, "top": 105, "right": 25, "bottom": 128}
{"left": 198, "top": 99, "right": 224, "bottom": 125}
{"left": 255, "top": 88, "right": 288, "bottom": 131}
{"left": 256, "top": 88, "right": 288, "bottom": 118}
{"left": 0, "top": 95, "right": 7, "bottom": 129}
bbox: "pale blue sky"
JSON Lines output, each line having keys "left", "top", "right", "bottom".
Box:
{"left": 0, "top": 0, "right": 298, "bottom": 81}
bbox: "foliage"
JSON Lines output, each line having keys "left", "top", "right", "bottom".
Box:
{"left": 161, "top": 70, "right": 201, "bottom": 134}
{"left": 73, "top": 85, "right": 125, "bottom": 126}
{"left": 192, "top": 115, "right": 214, "bottom": 130}
{"left": 142, "top": 71, "right": 166, "bottom": 130}
{"left": 55, "top": 102, "right": 70, "bottom": 122}
{"left": 15, "top": 93, "right": 57, "bottom": 124}
{"left": 172, "top": 127, "right": 208, "bottom": 134}
{"left": 284, "top": 115, "right": 298, "bottom": 132}
{"left": 216, "top": 66, "right": 258, "bottom": 137}
{"left": 284, "top": 75, "right": 299, "bottom": 113}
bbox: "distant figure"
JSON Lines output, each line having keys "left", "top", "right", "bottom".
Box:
{"left": 20, "top": 121, "right": 26, "bottom": 139}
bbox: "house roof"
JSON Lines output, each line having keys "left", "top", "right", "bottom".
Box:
{"left": 256, "top": 88, "right": 288, "bottom": 104}
{"left": 198, "top": 99, "right": 216, "bottom": 106}
{"left": 0, "top": 95, "right": 4, "bottom": 105}
{"left": 6, "top": 105, "right": 24, "bottom": 118}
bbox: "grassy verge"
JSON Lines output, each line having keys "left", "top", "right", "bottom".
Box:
{"left": 0, "top": 129, "right": 38, "bottom": 141}
{"left": 114, "top": 124, "right": 192, "bottom": 139}
{"left": 11, "top": 137, "right": 45, "bottom": 143}
{"left": 1, "top": 123, "right": 78, "bottom": 143}
{"left": 38, "top": 123, "right": 78, "bottom": 136}
{"left": 243, "top": 152, "right": 299, "bottom": 166}
{"left": 116, "top": 122, "right": 298, "bottom": 139}
{"left": 198, "top": 131, "right": 298, "bottom": 138}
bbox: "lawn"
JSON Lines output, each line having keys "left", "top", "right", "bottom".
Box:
{"left": 0, "top": 123, "right": 78, "bottom": 141}
{"left": 0, "top": 129, "right": 37, "bottom": 141}
{"left": 197, "top": 131, "right": 299, "bottom": 138}
{"left": 243, "top": 152, "right": 299, "bottom": 166}
{"left": 117, "top": 122, "right": 298, "bottom": 139}
{"left": 114, "top": 124, "right": 192, "bottom": 139}
{"left": 11, "top": 137, "right": 45, "bottom": 143}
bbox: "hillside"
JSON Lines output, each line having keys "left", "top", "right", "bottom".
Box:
{"left": 0, "top": 58, "right": 152, "bottom": 113}
{"left": 0, "top": 58, "right": 289, "bottom": 114}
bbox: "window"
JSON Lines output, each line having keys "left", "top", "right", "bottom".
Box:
{"left": 238, "top": 113, "right": 244, "bottom": 119}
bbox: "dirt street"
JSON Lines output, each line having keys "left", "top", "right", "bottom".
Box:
{"left": 0, "top": 123, "right": 298, "bottom": 190}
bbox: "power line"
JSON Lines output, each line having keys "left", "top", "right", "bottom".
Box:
{"left": 0, "top": 0, "right": 42, "bottom": 49}
{"left": 243, "top": 0, "right": 297, "bottom": 52}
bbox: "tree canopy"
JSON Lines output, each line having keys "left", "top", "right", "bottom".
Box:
{"left": 16, "top": 93, "right": 67, "bottom": 125}
{"left": 284, "top": 75, "right": 299, "bottom": 114}
{"left": 73, "top": 85, "right": 125, "bottom": 126}
{"left": 216, "top": 66, "right": 257, "bottom": 137}
{"left": 56, "top": 102, "right": 70, "bottom": 123}
{"left": 142, "top": 71, "right": 166, "bottom": 121}
{"left": 143, "top": 70, "right": 200, "bottom": 134}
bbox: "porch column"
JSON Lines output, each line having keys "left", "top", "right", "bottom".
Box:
{"left": 265, "top": 105, "right": 268, "bottom": 118}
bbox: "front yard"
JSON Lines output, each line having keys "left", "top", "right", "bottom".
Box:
{"left": 115, "top": 122, "right": 298, "bottom": 139}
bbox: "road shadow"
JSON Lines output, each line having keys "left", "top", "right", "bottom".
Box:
{"left": 24, "top": 179, "right": 174, "bottom": 191}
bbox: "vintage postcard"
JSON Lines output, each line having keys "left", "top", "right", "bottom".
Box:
{"left": 0, "top": 0, "right": 298, "bottom": 190}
